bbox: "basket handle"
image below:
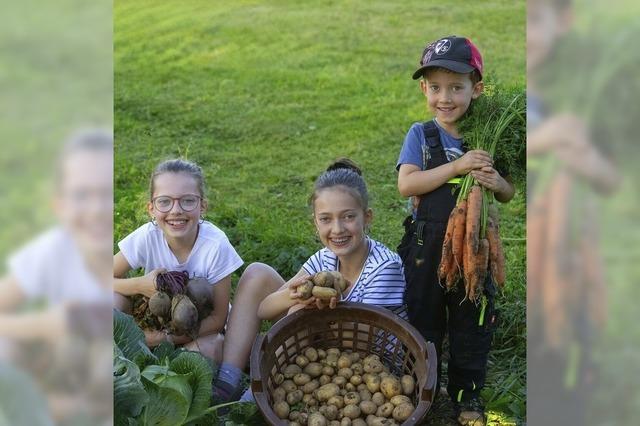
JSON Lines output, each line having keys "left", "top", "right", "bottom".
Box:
{"left": 421, "top": 341, "right": 438, "bottom": 403}
{"left": 250, "top": 333, "right": 267, "bottom": 393}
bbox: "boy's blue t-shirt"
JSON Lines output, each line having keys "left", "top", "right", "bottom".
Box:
{"left": 396, "top": 120, "right": 464, "bottom": 171}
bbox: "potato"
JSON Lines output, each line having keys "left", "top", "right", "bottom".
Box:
{"left": 345, "top": 383, "right": 356, "bottom": 392}
{"left": 273, "top": 386, "right": 287, "bottom": 402}
{"left": 303, "top": 394, "right": 318, "bottom": 407}
{"left": 282, "top": 380, "right": 297, "bottom": 393}
{"left": 363, "top": 359, "right": 383, "bottom": 374}
{"left": 351, "top": 363, "right": 364, "bottom": 375}
{"left": 400, "top": 375, "right": 415, "bottom": 396}
{"left": 328, "top": 271, "right": 348, "bottom": 292}
{"left": 319, "top": 375, "right": 332, "bottom": 386}
{"left": 327, "top": 395, "right": 345, "bottom": 409}
{"left": 380, "top": 377, "right": 401, "bottom": 399}
{"left": 376, "top": 402, "right": 394, "bottom": 418}
{"left": 312, "top": 271, "right": 334, "bottom": 287}
{"left": 324, "top": 353, "right": 339, "bottom": 368}
{"left": 389, "top": 395, "right": 411, "bottom": 406}
{"left": 299, "top": 412, "right": 310, "bottom": 425}
{"left": 343, "top": 391, "right": 361, "bottom": 406}
{"left": 350, "top": 352, "right": 361, "bottom": 363}
{"left": 312, "top": 286, "right": 338, "bottom": 300}
{"left": 296, "top": 355, "right": 310, "bottom": 368}
{"left": 352, "top": 420, "right": 367, "bottom": 426}
{"left": 392, "top": 403, "right": 414, "bottom": 422}
{"left": 322, "top": 366, "right": 336, "bottom": 376}
{"left": 368, "top": 417, "right": 394, "bottom": 426}
{"left": 297, "top": 280, "right": 315, "bottom": 300}
{"left": 290, "top": 411, "right": 301, "bottom": 421}
{"left": 287, "top": 389, "right": 304, "bottom": 405}
{"left": 274, "top": 401, "right": 290, "bottom": 419}
{"left": 317, "top": 383, "right": 340, "bottom": 402}
{"left": 305, "top": 362, "right": 324, "bottom": 378}
{"left": 357, "top": 383, "right": 367, "bottom": 392}
{"left": 327, "top": 347, "right": 341, "bottom": 356}
{"left": 274, "top": 373, "right": 284, "bottom": 385}
{"left": 364, "top": 354, "right": 380, "bottom": 363}
{"left": 317, "top": 349, "right": 327, "bottom": 359}
{"left": 343, "top": 404, "right": 361, "bottom": 419}
{"left": 321, "top": 405, "right": 339, "bottom": 421}
{"left": 338, "top": 368, "right": 353, "bottom": 380}
{"left": 358, "top": 389, "right": 372, "bottom": 401}
{"left": 284, "top": 364, "right": 303, "bottom": 379}
{"left": 305, "top": 347, "right": 319, "bottom": 362}
{"left": 332, "top": 376, "right": 347, "bottom": 387}
{"left": 337, "top": 355, "right": 352, "bottom": 369}
{"left": 340, "top": 389, "right": 347, "bottom": 397}
{"left": 329, "top": 422, "right": 341, "bottom": 426}
{"left": 294, "top": 373, "right": 311, "bottom": 386}
{"left": 303, "top": 379, "right": 320, "bottom": 394}
{"left": 365, "top": 375, "right": 381, "bottom": 393}
{"left": 290, "top": 422, "right": 301, "bottom": 426}
{"left": 359, "top": 400, "right": 378, "bottom": 416}
{"left": 308, "top": 412, "right": 328, "bottom": 426}
{"left": 371, "top": 392, "right": 385, "bottom": 406}
{"left": 350, "top": 375, "right": 362, "bottom": 386}
{"left": 340, "top": 418, "right": 352, "bottom": 426}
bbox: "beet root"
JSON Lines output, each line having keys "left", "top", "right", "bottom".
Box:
{"left": 186, "top": 277, "right": 214, "bottom": 319}
{"left": 148, "top": 291, "right": 172, "bottom": 319}
{"left": 170, "top": 294, "right": 199, "bottom": 336}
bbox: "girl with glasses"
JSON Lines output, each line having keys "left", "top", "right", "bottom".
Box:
{"left": 114, "top": 159, "right": 243, "bottom": 361}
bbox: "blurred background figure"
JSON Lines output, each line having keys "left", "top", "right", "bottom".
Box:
{"left": 527, "top": 0, "right": 640, "bottom": 424}
{"left": 0, "top": 130, "right": 113, "bottom": 425}
{"left": 0, "top": 1, "right": 111, "bottom": 424}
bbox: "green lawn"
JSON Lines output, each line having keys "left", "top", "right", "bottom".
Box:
{"left": 115, "top": 1, "right": 525, "bottom": 424}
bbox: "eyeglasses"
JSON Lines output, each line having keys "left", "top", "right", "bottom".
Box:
{"left": 152, "top": 195, "right": 201, "bottom": 213}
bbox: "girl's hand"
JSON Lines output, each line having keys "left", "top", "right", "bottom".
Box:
{"left": 139, "top": 268, "right": 167, "bottom": 298}
{"left": 471, "top": 166, "right": 507, "bottom": 193}
{"left": 453, "top": 150, "right": 493, "bottom": 175}
{"left": 144, "top": 329, "right": 167, "bottom": 347}
{"left": 287, "top": 274, "right": 312, "bottom": 300}
{"left": 314, "top": 294, "right": 340, "bottom": 310}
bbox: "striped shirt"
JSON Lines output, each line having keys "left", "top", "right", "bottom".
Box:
{"left": 302, "top": 238, "right": 408, "bottom": 319}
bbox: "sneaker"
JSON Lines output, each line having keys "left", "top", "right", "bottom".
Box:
{"left": 454, "top": 397, "right": 486, "bottom": 426}
{"left": 211, "top": 380, "right": 244, "bottom": 405}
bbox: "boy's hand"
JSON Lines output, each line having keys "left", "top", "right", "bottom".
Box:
{"left": 454, "top": 150, "right": 493, "bottom": 175}
{"left": 471, "top": 166, "right": 507, "bottom": 193}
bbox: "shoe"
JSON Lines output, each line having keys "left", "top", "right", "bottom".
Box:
{"left": 211, "top": 380, "right": 243, "bottom": 405}
{"left": 454, "top": 397, "right": 486, "bottom": 426}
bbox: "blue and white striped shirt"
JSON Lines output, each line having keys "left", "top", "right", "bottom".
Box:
{"left": 302, "top": 238, "right": 408, "bottom": 319}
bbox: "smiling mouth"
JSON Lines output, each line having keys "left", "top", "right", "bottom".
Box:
{"left": 166, "top": 219, "right": 188, "bottom": 227}
{"left": 331, "top": 236, "right": 351, "bottom": 246}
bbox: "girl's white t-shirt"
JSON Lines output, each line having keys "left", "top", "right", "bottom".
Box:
{"left": 118, "top": 221, "right": 243, "bottom": 284}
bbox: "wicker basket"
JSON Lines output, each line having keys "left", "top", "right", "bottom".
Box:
{"left": 250, "top": 302, "right": 437, "bottom": 425}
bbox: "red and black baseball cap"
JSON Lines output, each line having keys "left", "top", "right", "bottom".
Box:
{"left": 412, "top": 35, "right": 484, "bottom": 80}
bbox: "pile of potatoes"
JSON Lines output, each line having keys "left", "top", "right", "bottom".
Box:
{"left": 270, "top": 346, "right": 416, "bottom": 426}
{"left": 296, "top": 271, "right": 349, "bottom": 301}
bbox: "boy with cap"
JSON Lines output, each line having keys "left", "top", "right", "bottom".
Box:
{"left": 396, "top": 35, "right": 515, "bottom": 425}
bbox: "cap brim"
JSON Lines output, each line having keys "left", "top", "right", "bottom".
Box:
{"left": 411, "top": 59, "right": 476, "bottom": 80}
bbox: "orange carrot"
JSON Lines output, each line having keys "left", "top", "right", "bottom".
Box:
{"left": 469, "top": 238, "right": 489, "bottom": 302}
{"left": 438, "top": 209, "right": 456, "bottom": 282}
{"left": 465, "top": 185, "right": 482, "bottom": 256}
{"left": 451, "top": 200, "right": 467, "bottom": 273}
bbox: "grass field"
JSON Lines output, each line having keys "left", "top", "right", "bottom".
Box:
{"left": 115, "top": 1, "right": 525, "bottom": 424}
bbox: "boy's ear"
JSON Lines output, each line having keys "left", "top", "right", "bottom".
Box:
{"left": 471, "top": 81, "right": 484, "bottom": 99}
{"left": 419, "top": 79, "right": 429, "bottom": 97}
{"left": 147, "top": 201, "right": 154, "bottom": 217}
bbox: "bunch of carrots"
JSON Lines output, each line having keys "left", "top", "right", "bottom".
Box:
{"left": 438, "top": 89, "right": 525, "bottom": 302}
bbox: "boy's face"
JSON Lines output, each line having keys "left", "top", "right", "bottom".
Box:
{"left": 420, "top": 69, "right": 483, "bottom": 135}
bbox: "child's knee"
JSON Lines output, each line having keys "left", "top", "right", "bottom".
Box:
{"left": 113, "top": 293, "right": 132, "bottom": 313}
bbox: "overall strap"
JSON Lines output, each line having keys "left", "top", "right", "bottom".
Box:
{"left": 422, "top": 120, "right": 461, "bottom": 184}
